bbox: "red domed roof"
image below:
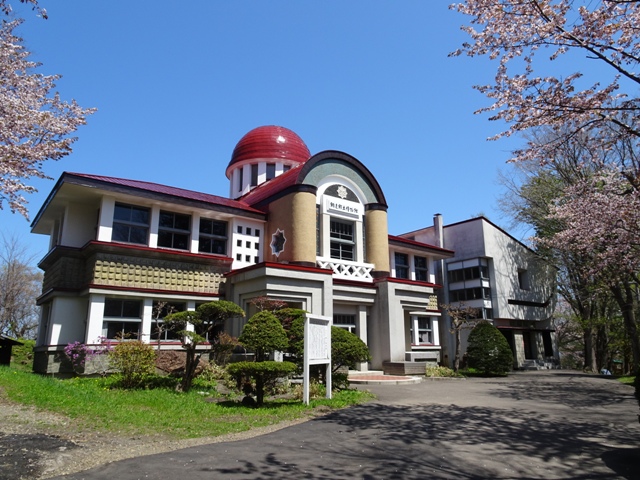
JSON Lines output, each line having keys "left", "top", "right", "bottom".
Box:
{"left": 228, "top": 126, "right": 310, "bottom": 170}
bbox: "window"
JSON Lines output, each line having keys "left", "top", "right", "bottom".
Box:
{"left": 250, "top": 164, "right": 258, "bottom": 187}
{"left": 238, "top": 168, "right": 243, "bottom": 192}
{"left": 103, "top": 298, "right": 142, "bottom": 340}
{"left": 199, "top": 218, "right": 227, "bottom": 255}
{"left": 158, "top": 210, "right": 190, "bottom": 250}
{"left": 448, "top": 263, "right": 490, "bottom": 283}
{"left": 411, "top": 316, "right": 434, "bottom": 345}
{"left": 334, "top": 314, "right": 356, "bottom": 333}
{"left": 414, "top": 256, "right": 428, "bottom": 281}
{"left": 266, "top": 163, "right": 276, "bottom": 180}
{"left": 330, "top": 219, "right": 355, "bottom": 261}
{"left": 518, "top": 269, "right": 530, "bottom": 290}
{"left": 448, "top": 269, "right": 464, "bottom": 283}
{"left": 417, "top": 318, "right": 433, "bottom": 344}
{"left": 112, "top": 203, "right": 150, "bottom": 245}
{"left": 150, "top": 301, "right": 185, "bottom": 341}
{"left": 395, "top": 252, "right": 409, "bottom": 279}
{"left": 449, "top": 287, "right": 491, "bottom": 302}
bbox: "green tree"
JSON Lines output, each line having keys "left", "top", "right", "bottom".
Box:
{"left": 239, "top": 311, "right": 288, "bottom": 362}
{"left": 164, "top": 300, "right": 244, "bottom": 392}
{"left": 330, "top": 327, "right": 370, "bottom": 373}
{"left": 466, "top": 321, "right": 513, "bottom": 376}
{"left": 233, "top": 310, "right": 294, "bottom": 406}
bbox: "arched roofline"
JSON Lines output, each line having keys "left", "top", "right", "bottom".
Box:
{"left": 296, "top": 150, "right": 388, "bottom": 207}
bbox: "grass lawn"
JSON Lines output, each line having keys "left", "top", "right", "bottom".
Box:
{"left": 0, "top": 361, "right": 373, "bottom": 440}
{"left": 617, "top": 375, "right": 636, "bottom": 386}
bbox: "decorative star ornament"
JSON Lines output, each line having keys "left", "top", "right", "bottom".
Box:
{"left": 270, "top": 229, "right": 286, "bottom": 257}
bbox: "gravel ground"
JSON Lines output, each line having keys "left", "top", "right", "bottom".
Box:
{"left": 0, "top": 391, "right": 314, "bottom": 480}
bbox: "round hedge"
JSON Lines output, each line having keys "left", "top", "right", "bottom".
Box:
{"left": 466, "top": 321, "right": 513, "bottom": 375}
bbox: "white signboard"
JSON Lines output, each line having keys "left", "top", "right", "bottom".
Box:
{"left": 323, "top": 196, "right": 362, "bottom": 219}
{"left": 303, "top": 313, "right": 332, "bottom": 405}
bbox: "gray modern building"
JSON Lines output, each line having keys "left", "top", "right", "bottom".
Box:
{"left": 400, "top": 215, "right": 558, "bottom": 369}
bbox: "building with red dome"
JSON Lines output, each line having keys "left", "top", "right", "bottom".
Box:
{"left": 30, "top": 126, "right": 558, "bottom": 375}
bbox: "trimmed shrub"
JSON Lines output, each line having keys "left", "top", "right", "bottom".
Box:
{"left": 239, "top": 311, "right": 289, "bottom": 362}
{"left": 226, "top": 360, "right": 296, "bottom": 406}
{"left": 331, "top": 327, "right": 371, "bottom": 373}
{"left": 274, "top": 308, "right": 306, "bottom": 359}
{"left": 108, "top": 340, "right": 156, "bottom": 388}
{"left": 466, "top": 321, "right": 513, "bottom": 376}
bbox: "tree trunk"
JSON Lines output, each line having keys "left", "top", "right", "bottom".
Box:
{"left": 583, "top": 327, "right": 598, "bottom": 373}
{"left": 453, "top": 328, "right": 462, "bottom": 372}
{"left": 255, "top": 375, "right": 265, "bottom": 406}
{"left": 611, "top": 283, "right": 640, "bottom": 372}
{"left": 180, "top": 349, "right": 200, "bottom": 392}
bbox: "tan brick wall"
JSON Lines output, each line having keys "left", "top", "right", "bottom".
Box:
{"left": 365, "top": 208, "right": 390, "bottom": 273}
{"left": 91, "top": 253, "right": 226, "bottom": 293}
{"left": 41, "top": 249, "right": 228, "bottom": 295}
{"left": 265, "top": 191, "right": 317, "bottom": 264}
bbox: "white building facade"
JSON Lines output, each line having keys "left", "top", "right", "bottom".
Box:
{"left": 31, "top": 126, "right": 453, "bottom": 374}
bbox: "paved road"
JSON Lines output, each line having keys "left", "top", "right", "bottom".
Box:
{"left": 53, "top": 371, "right": 640, "bottom": 479}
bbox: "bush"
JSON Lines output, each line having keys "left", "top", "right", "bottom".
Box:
{"left": 108, "top": 340, "right": 157, "bottom": 388}
{"left": 210, "top": 332, "right": 239, "bottom": 366}
{"left": 10, "top": 339, "right": 34, "bottom": 371}
{"left": 226, "top": 360, "right": 297, "bottom": 406}
{"left": 466, "top": 321, "right": 513, "bottom": 376}
{"left": 331, "top": 327, "right": 371, "bottom": 373}
{"left": 193, "top": 362, "right": 235, "bottom": 393}
{"left": 425, "top": 365, "right": 462, "bottom": 378}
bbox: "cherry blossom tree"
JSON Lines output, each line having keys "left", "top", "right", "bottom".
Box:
{"left": 1, "top": 5, "right": 94, "bottom": 217}
{"left": 450, "top": 0, "right": 640, "bottom": 165}
{"left": 545, "top": 170, "right": 640, "bottom": 368}
{"left": 0, "top": 0, "right": 46, "bottom": 18}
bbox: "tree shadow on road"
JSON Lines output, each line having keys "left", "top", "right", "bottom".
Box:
{"left": 197, "top": 401, "right": 639, "bottom": 480}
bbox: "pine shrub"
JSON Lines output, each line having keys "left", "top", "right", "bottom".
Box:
{"left": 466, "top": 321, "right": 513, "bottom": 376}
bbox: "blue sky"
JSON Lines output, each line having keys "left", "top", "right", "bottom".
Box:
{"left": 3, "top": 1, "right": 526, "bottom": 259}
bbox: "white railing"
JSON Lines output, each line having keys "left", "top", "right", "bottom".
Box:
{"left": 316, "top": 257, "right": 374, "bottom": 282}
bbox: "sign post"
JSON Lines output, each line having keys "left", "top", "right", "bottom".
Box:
{"left": 303, "top": 313, "right": 332, "bottom": 405}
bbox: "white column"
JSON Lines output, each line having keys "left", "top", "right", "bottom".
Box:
{"left": 356, "top": 305, "right": 368, "bottom": 371}
{"left": 149, "top": 206, "right": 160, "bottom": 248}
{"left": 86, "top": 294, "right": 106, "bottom": 343}
{"left": 321, "top": 214, "right": 330, "bottom": 257}
{"left": 97, "top": 196, "right": 116, "bottom": 242}
{"left": 431, "top": 316, "right": 440, "bottom": 346}
{"left": 141, "top": 299, "right": 153, "bottom": 344}
{"left": 355, "top": 220, "right": 364, "bottom": 263}
{"left": 190, "top": 213, "right": 200, "bottom": 253}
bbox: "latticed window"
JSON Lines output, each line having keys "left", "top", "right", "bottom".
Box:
{"left": 199, "top": 218, "right": 227, "bottom": 255}
{"left": 415, "top": 256, "right": 428, "bottom": 281}
{"left": 112, "top": 203, "right": 149, "bottom": 245}
{"left": 158, "top": 211, "right": 190, "bottom": 250}
{"left": 103, "top": 298, "right": 142, "bottom": 340}
{"left": 330, "top": 219, "right": 354, "bottom": 261}
{"left": 395, "top": 252, "right": 409, "bottom": 279}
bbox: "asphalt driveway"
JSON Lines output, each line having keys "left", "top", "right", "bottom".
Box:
{"left": 52, "top": 371, "right": 640, "bottom": 480}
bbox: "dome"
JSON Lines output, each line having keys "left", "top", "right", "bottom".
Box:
{"left": 227, "top": 125, "right": 310, "bottom": 172}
